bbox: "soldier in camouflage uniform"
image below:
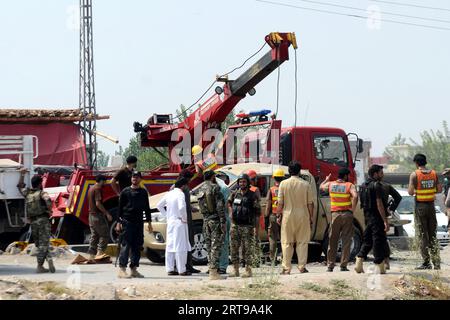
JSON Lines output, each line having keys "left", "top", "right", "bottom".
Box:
{"left": 18, "top": 169, "right": 55, "bottom": 273}
{"left": 228, "top": 173, "right": 260, "bottom": 278}
{"left": 198, "top": 170, "right": 226, "bottom": 280}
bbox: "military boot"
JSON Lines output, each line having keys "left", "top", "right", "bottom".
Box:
{"left": 209, "top": 269, "right": 223, "bottom": 280}
{"left": 229, "top": 264, "right": 240, "bottom": 277}
{"left": 375, "top": 263, "right": 386, "bottom": 274}
{"left": 47, "top": 258, "right": 56, "bottom": 273}
{"left": 241, "top": 266, "right": 252, "bottom": 278}
{"left": 36, "top": 264, "right": 49, "bottom": 273}
{"left": 118, "top": 267, "right": 132, "bottom": 279}
{"left": 130, "top": 267, "right": 144, "bottom": 278}
{"left": 354, "top": 257, "right": 364, "bottom": 274}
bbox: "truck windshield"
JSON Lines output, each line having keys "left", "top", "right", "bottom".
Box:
{"left": 313, "top": 135, "right": 348, "bottom": 167}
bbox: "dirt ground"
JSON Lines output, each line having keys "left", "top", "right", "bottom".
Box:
{"left": 0, "top": 245, "right": 449, "bottom": 300}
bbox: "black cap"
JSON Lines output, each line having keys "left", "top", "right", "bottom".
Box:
{"left": 132, "top": 171, "right": 142, "bottom": 177}
{"left": 338, "top": 168, "right": 351, "bottom": 176}
{"left": 126, "top": 155, "right": 138, "bottom": 164}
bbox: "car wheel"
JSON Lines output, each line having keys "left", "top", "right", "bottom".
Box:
{"left": 307, "top": 243, "right": 323, "bottom": 263}
{"left": 191, "top": 224, "right": 208, "bottom": 265}
{"left": 145, "top": 248, "right": 165, "bottom": 264}
{"left": 322, "top": 223, "right": 362, "bottom": 262}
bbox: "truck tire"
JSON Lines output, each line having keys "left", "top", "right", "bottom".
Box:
{"left": 57, "top": 215, "right": 86, "bottom": 245}
{"left": 322, "top": 223, "right": 362, "bottom": 262}
{"left": 191, "top": 223, "right": 208, "bottom": 265}
{"left": 107, "top": 207, "right": 119, "bottom": 243}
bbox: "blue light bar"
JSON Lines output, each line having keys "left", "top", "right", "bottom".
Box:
{"left": 248, "top": 109, "right": 271, "bottom": 117}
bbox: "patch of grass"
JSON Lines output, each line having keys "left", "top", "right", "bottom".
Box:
{"left": 42, "top": 282, "right": 70, "bottom": 296}
{"left": 299, "top": 282, "right": 327, "bottom": 293}
{"left": 393, "top": 273, "right": 450, "bottom": 300}
{"left": 236, "top": 283, "right": 281, "bottom": 300}
{"left": 235, "top": 265, "right": 282, "bottom": 300}
{"left": 329, "top": 279, "right": 366, "bottom": 300}
{"left": 299, "top": 280, "right": 366, "bottom": 300}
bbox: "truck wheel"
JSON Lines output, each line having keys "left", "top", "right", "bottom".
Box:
{"left": 322, "top": 223, "right": 362, "bottom": 262}
{"left": 191, "top": 223, "right": 208, "bottom": 265}
{"left": 107, "top": 207, "right": 119, "bottom": 243}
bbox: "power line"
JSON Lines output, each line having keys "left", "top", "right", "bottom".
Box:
{"left": 293, "top": 0, "right": 450, "bottom": 24}
{"left": 255, "top": 0, "right": 450, "bottom": 31}
{"left": 370, "top": 0, "right": 450, "bottom": 12}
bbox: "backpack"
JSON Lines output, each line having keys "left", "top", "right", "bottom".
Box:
{"left": 231, "top": 191, "right": 255, "bottom": 225}
{"left": 25, "top": 190, "right": 48, "bottom": 218}
{"left": 197, "top": 183, "right": 217, "bottom": 219}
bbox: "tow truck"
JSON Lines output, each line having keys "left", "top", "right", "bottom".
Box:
{"left": 134, "top": 32, "right": 408, "bottom": 263}
{"left": 47, "top": 32, "right": 299, "bottom": 244}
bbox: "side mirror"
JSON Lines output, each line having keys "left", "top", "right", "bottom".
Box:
{"left": 357, "top": 138, "right": 364, "bottom": 153}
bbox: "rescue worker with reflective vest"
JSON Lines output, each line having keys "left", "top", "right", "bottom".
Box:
{"left": 192, "top": 145, "right": 218, "bottom": 175}
{"left": 18, "top": 168, "right": 55, "bottom": 274}
{"left": 264, "top": 168, "right": 285, "bottom": 265}
{"left": 408, "top": 153, "right": 442, "bottom": 270}
{"left": 245, "top": 169, "right": 262, "bottom": 268}
{"left": 197, "top": 170, "right": 226, "bottom": 280}
{"left": 227, "top": 173, "right": 260, "bottom": 278}
{"left": 320, "top": 168, "right": 358, "bottom": 272}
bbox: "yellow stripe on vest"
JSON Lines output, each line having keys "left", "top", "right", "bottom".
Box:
{"left": 331, "top": 201, "right": 352, "bottom": 207}
{"left": 330, "top": 193, "right": 351, "bottom": 198}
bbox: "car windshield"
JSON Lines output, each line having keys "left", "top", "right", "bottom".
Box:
{"left": 397, "top": 195, "right": 415, "bottom": 214}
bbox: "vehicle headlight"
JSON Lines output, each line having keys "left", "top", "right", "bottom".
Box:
{"left": 151, "top": 212, "right": 166, "bottom": 223}
{"left": 437, "top": 225, "right": 448, "bottom": 233}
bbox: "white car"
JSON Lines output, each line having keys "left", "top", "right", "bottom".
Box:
{"left": 395, "top": 190, "right": 449, "bottom": 248}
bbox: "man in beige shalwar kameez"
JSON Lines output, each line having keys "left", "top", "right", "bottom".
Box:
{"left": 277, "top": 161, "right": 314, "bottom": 274}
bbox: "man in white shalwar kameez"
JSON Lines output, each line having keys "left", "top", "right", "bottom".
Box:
{"left": 157, "top": 177, "right": 192, "bottom": 275}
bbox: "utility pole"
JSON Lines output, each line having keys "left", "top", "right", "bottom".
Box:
{"left": 79, "top": 0, "right": 97, "bottom": 169}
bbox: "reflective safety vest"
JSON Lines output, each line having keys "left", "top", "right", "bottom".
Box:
{"left": 415, "top": 169, "right": 437, "bottom": 202}
{"left": 329, "top": 181, "right": 353, "bottom": 212}
{"left": 196, "top": 153, "right": 218, "bottom": 172}
{"left": 270, "top": 186, "right": 279, "bottom": 214}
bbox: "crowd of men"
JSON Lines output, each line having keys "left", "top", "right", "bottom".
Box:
{"left": 18, "top": 152, "right": 449, "bottom": 278}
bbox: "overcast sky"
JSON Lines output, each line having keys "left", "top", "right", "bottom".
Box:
{"left": 1, "top": 0, "right": 449, "bottom": 158}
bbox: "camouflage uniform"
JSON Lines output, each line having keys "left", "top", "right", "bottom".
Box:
{"left": 228, "top": 189, "right": 260, "bottom": 266}
{"left": 22, "top": 188, "right": 52, "bottom": 266}
{"left": 31, "top": 216, "right": 52, "bottom": 265}
{"left": 249, "top": 187, "right": 262, "bottom": 268}
{"left": 197, "top": 180, "right": 225, "bottom": 270}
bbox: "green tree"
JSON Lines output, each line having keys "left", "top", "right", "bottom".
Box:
{"left": 96, "top": 150, "right": 110, "bottom": 168}
{"left": 410, "top": 121, "right": 450, "bottom": 172}
{"left": 384, "top": 122, "right": 450, "bottom": 172}
{"left": 122, "top": 134, "right": 167, "bottom": 171}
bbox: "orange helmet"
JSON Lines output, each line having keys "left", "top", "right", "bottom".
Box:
{"left": 245, "top": 169, "right": 257, "bottom": 180}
